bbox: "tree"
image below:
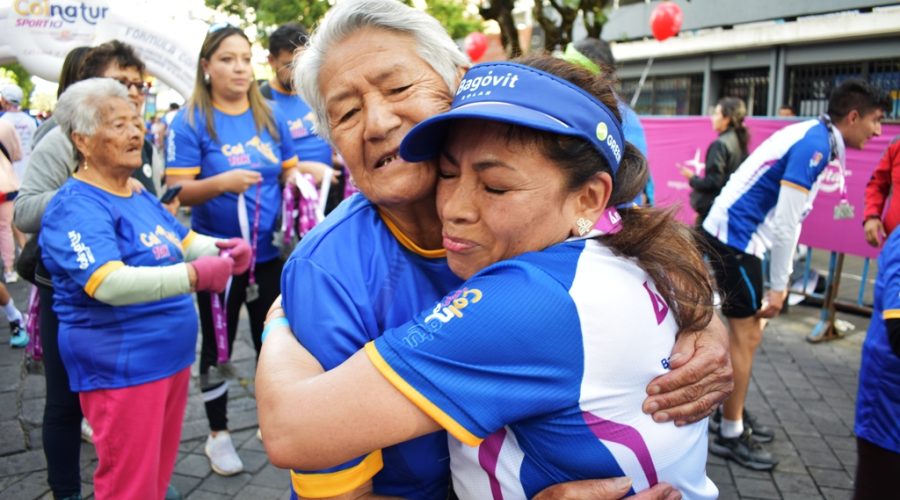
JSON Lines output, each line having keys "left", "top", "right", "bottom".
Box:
{"left": 533, "top": 0, "right": 610, "bottom": 52}
{"left": 478, "top": 0, "right": 521, "bottom": 57}
{"left": 426, "top": 1, "right": 483, "bottom": 40}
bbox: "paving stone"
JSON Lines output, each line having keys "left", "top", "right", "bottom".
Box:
{"left": 809, "top": 466, "right": 853, "bottom": 490}
{"left": 21, "top": 396, "right": 45, "bottom": 427}
{"left": 799, "top": 447, "right": 843, "bottom": 469}
{"left": 196, "top": 471, "right": 252, "bottom": 495}
{"left": 170, "top": 473, "right": 203, "bottom": 497}
{"left": 733, "top": 476, "right": 779, "bottom": 499}
{"left": 238, "top": 449, "right": 270, "bottom": 474}
{"left": 0, "top": 477, "right": 51, "bottom": 499}
{"left": 782, "top": 493, "right": 825, "bottom": 500}
{"left": 773, "top": 471, "right": 819, "bottom": 493}
{"left": 0, "top": 364, "right": 21, "bottom": 392}
{"left": 21, "top": 373, "right": 46, "bottom": 400}
{"left": 185, "top": 489, "right": 225, "bottom": 500}
{"left": 820, "top": 486, "right": 854, "bottom": 500}
{"left": 706, "top": 463, "right": 732, "bottom": 486}
{"left": 176, "top": 453, "right": 211, "bottom": 478}
{"left": 0, "top": 449, "right": 46, "bottom": 476}
{"left": 249, "top": 463, "right": 290, "bottom": 488}
{"left": 715, "top": 481, "right": 740, "bottom": 500}
{"left": 236, "top": 484, "right": 286, "bottom": 500}
{"left": 0, "top": 420, "right": 26, "bottom": 455}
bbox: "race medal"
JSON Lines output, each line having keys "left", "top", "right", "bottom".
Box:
{"left": 834, "top": 200, "right": 854, "bottom": 220}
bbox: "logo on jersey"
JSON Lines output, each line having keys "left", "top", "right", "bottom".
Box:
{"left": 221, "top": 136, "right": 279, "bottom": 167}
{"left": 809, "top": 151, "right": 823, "bottom": 168}
{"left": 68, "top": 230, "right": 95, "bottom": 270}
{"left": 817, "top": 160, "right": 850, "bottom": 194}
{"left": 288, "top": 118, "right": 311, "bottom": 139}
{"left": 643, "top": 281, "right": 669, "bottom": 325}
{"left": 140, "top": 225, "right": 183, "bottom": 261}
{"left": 222, "top": 143, "right": 252, "bottom": 167}
{"left": 423, "top": 287, "right": 483, "bottom": 326}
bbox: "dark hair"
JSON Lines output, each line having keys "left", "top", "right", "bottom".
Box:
{"left": 57, "top": 46, "right": 91, "bottom": 98}
{"left": 78, "top": 40, "right": 146, "bottom": 81}
{"left": 511, "top": 54, "right": 714, "bottom": 333}
{"left": 187, "top": 26, "right": 278, "bottom": 144}
{"left": 827, "top": 79, "right": 891, "bottom": 122}
{"left": 169, "top": 102, "right": 180, "bottom": 111}
{"left": 718, "top": 96, "right": 749, "bottom": 156}
{"left": 269, "top": 23, "right": 309, "bottom": 56}
{"left": 572, "top": 37, "right": 615, "bottom": 69}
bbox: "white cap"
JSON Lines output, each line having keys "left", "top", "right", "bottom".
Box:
{"left": 1, "top": 84, "right": 24, "bottom": 106}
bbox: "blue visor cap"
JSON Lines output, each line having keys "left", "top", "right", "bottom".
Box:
{"left": 400, "top": 62, "right": 624, "bottom": 177}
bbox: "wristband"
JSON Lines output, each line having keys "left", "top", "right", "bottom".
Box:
{"left": 261, "top": 317, "right": 290, "bottom": 344}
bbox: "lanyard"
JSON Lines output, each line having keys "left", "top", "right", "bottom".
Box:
{"left": 820, "top": 115, "right": 849, "bottom": 201}
{"left": 281, "top": 184, "right": 297, "bottom": 246}
{"left": 25, "top": 287, "right": 41, "bottom": 362}
{"left": 238, "top": 181, "right": 263, "bottom": 286}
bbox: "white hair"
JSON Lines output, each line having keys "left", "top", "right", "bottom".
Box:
{"left": 295, "top": 0, "right": 468, "bottom": 143}
{"left": 55, "top": 78, "right": 130, "bottom": 139}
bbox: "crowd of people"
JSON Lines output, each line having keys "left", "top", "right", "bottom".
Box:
{"left": 0, "top": 0, "right": 896, "bottom": 498}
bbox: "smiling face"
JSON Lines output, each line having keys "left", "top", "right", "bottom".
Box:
{"left": 319, "top": 27, "right": 454, "bottom": 208}
{"left": 203, "top": 34, "right": 253, "bottom": 102}
{"left": 74, "top": 97, "right": 144, "bottom": 171}
{"left": 436, "top": 121, "right": 585, "bottom": 279}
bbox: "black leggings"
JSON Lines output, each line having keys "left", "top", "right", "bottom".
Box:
{"left": 38, "top": 283, "right": 83, "bottom": 499}
{"left": 854, "top": 437, "right": 900, "bottom": 500}
{"left": 197, "top": 258, "right": 283, "bottom": 431}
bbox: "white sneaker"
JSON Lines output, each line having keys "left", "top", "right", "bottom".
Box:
{"left": 4, "top": 271, "right": 17, "bottom": 283}
{"left": 205, "top": 431, "right": 243, "bottom": 476}
{"left": 256, "top": 428, "right": 262, "bottom": 441}
{"left": 81, "top": 418, "right": 93, "bottom": 444}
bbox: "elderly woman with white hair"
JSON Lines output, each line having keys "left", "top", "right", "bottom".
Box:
{"left": 38, "top": 78, "right": 250, "bottom": 499}
{"left": 257, "top": 1, "right": 732, "bottom": 499}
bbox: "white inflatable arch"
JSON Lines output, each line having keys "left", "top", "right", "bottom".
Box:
{"left": 0, "top": 0, "right": 206, "bottom": 98}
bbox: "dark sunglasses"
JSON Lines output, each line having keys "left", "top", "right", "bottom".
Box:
{"left": 112, "top": 78, "right": 149, "bottom": 93}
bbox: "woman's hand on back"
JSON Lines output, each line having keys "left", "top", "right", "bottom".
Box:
{"left": 642, "top": 314, "right": 733, "bottom": 425}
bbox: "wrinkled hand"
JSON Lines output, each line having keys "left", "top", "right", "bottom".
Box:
{"left": 757, "top": 289, "right": 788, "bottom": 319}
{"left": 864, "top": 218, "right": 886, "bottom": 247}
{"left": 215, "top": 237, "right": 252, "bottom": 275}
{"left": 534, "top": 478, "right": 681, "bottom": 500}
{"left": 643, "top": 315, "right": 733, "bottom": 425}
{"left": 217, "top": 169, "right": 262, "bottom": 194}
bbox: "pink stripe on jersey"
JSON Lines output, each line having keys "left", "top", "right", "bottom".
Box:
{"left": 582, "top": 411, "right": 658, "bottom": 487}
{"left": 478, "top": 428, "right": 507, "bottom": 500}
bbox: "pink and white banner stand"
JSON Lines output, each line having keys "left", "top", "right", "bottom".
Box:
{"left": 644, "top": 117, "right": 900, "bottom": 260}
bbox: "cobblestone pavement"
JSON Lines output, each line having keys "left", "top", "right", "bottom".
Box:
{"left": 0, "top": 277, "right": 868, "bottom": 499}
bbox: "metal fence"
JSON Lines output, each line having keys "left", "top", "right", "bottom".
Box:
{"left": 619, "top": 74, "right": 704, "bottom": 115}
{"left": 786, "top": 58, "right": 900, "bottom": 119}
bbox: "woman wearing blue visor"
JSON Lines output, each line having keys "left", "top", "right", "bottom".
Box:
{"left": 259, "top": 56, "right": 717, "bottom": 498}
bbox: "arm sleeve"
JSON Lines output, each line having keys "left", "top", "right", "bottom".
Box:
{"left": 864, "top": 140, "right": 900, "bottom": 220}
{"left": 689, "top": 140, "right": 729, "bottom": 193}
{"left": 280, "top": 256, "right": 385, "bottom": 491}
{"left": 768, "top": 186, "right": 808, "bottom": 291}
{"left": 368, "top": 264, "right": 582, "bottom": 445}
{"left": 92, "top": 264, "right": 192, "bottom": 305}
{"left": 165, "top": 112, "right": 202, "bottom": 177}
{"left": 151, "top": 144, "right": 165, "bottom": 195}
{"left": 14, "top": 129, "right": 77, "bottom": 232}
{"left": 182, "top": 232, "right": 221, "bottom": 261}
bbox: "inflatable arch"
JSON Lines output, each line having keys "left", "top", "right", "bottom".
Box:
{"left": 0, "top": 0, "right": 206, "bottom": 98}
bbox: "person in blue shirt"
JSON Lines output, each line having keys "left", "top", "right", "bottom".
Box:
{"left": 259, "top": 56, "right": 721, "bottom": 499}
{"left": 39, "top": 78, "right": 248, "bottom": 500}
{"left": 702, "top": 79, "right": 889, "bottom": 470}
{"left": 165, "top": 24, "right": 298, "bottom": 476}
{"left": 256, "top": 2, "right": 733, "bottom": 499}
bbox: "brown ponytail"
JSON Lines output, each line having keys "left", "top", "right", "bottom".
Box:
{"left": 514, "top": 54, "right": 715, "bottom": 333}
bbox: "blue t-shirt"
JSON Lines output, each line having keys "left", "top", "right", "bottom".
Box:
{"left": 703, "top": 119, "right": 837, "bottom": 257}
{"left": 165, "top": 105, "right": 298, "bottom": 263}
{"left": 856, "top": 229, "right": 900, "bottom": 454}
{"left": 281, "top": 194, "right": 461, "bottom": 499}
{"left": 369, "top": 239, "right": 716, "bottom": 499}
{"left": 268, "top": 85, "right": 333, "bottom": 165}
{"left": 40, "top": 178, "right": 198, "bottom": 392}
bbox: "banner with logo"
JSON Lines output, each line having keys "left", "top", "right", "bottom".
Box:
{"left": 0, "top": 0, "right": 203, "bottom": 98}
{"left": 644, "top": 117, "right": 900, "bottom": 260}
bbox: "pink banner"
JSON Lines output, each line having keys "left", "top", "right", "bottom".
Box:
{"left": 645, "top": 117, "right": 900, "bottom": 259}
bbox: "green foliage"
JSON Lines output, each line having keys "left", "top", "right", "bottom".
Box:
{"left": 0, "top": 63, "right": 34, "bottom": 109}
{"left": 205, "top": 0, "right": 483, "bottom": 44}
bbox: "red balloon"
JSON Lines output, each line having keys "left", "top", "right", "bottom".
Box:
{"left": 650, "top": 1, "right": 684, "bottom": 42}
{"left": 464, "top": 32, "right": 488, "bottom": 62}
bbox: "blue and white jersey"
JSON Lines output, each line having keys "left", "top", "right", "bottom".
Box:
{"left": 368, "top": 238, "right": 717, "bottom": 499}
{"left": 702, "top": 119, "right": 843, "bottom": 257}
{"left": 856, "top": 229, "right": 900, "bottom": 454}
{"left": 268, "top": 86, "right": 333, "bottom": 165}
{"left": 281, "top": 194, "right": 461, "bottom": 499}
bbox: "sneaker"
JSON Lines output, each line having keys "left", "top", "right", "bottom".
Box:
{"left": 709, "top": 407, "right": 775, "bottom": 444}
{"left": 743, "top": 408, "right": 775, "bottom": 443}
{"left": 81, "top": 418, "right": 94, "bottom": 444}
{"left": 4, "top": 270, "right": 17, "bottom": 283}
{"left": 9, "top": 321, "right": 28, "bottom": 348}
{"left": 256, "top": 428, "right": 262, "bottom": 441}
{"left": 710, "top": 429, "right": 779, "bottom": 471}
{"left": 205, "top": 431, "right": 243, "bottom": 476}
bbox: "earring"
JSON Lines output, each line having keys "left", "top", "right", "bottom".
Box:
{"left": 203, "top": 73, "right": 210, "bottom": 85}
{"left": 576, "top": 217, "right": 592, "bottom": 236}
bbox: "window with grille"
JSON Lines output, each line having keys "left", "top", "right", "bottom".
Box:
{"left": 619, "top": 74, "right": 704, "bottom": 115}
{"left": 786, "top": 59, "right": 900, "bottom": 119}
{"left": 719, "top": 69, "right": 769, "bottom": 116}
